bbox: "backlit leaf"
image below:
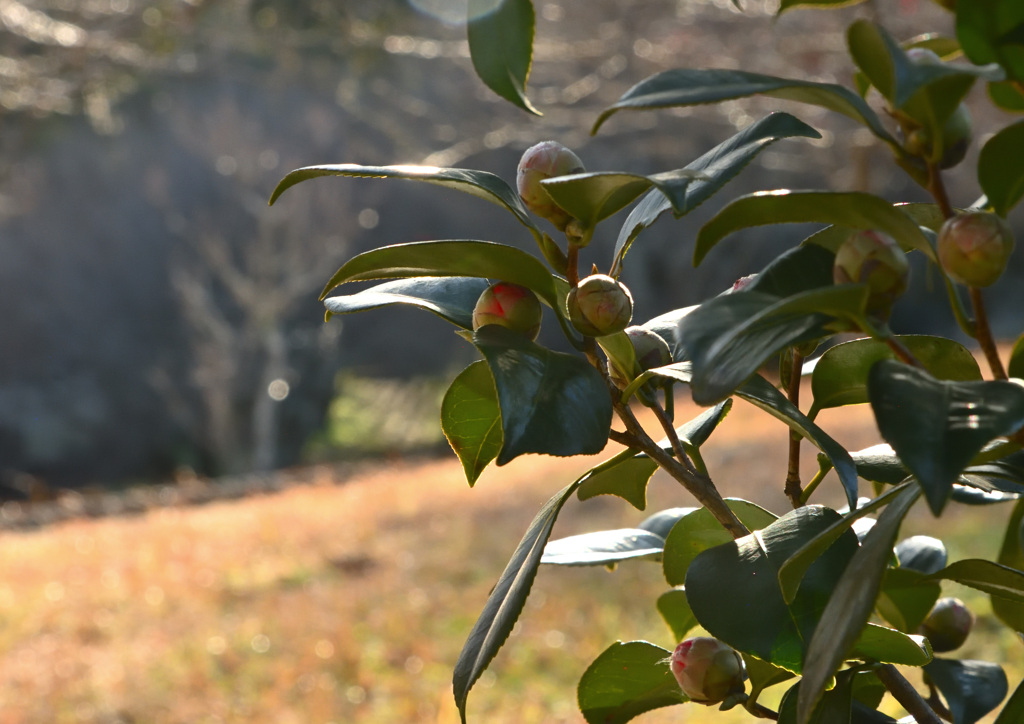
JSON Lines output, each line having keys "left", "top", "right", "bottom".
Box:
{"left": 577, "top": 641, "right": 687, "bottom": 724}
{"left": 467, "top": 0, "right": 539, "bottom": 114}
{"left": 441, "top": 361, "right": 503, "bottom": 485}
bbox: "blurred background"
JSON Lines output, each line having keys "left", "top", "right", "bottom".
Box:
{"left": 0, "top": 1, "right": 1022, "bottom": 722}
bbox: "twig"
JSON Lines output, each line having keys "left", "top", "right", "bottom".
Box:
{"left": 969, "top": 286, "right": 1008, "bottom": 380}
{"left": 650, "top": 402, "right": 698, "bottom": 475}
{"left": 784, "top": 350, "right": 805, "bottom": 508}
{"left": 874, "top": 664, "right": 942, "bottom": 724}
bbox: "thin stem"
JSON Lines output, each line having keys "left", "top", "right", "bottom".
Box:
{"left": 566, "top": 243, "right": 581, "bottom": 288}
{"left": 784, "top": 350, "right": 805, "bottom": 508}
{"left": 650, "top": 401, "right": 698, "bottom": 475}
{"left": 926, "top": 681, "right": 955, "bottom": 723}
{"left": 928, "top": 162, "right": 955, "bottom": 220}
{"left": 799, "top": 464, "right": 830, "bottom": 506}
{"left": 969, "top": 286, "right": 1008, "bottom": 380}
{"left": 857, "top": 316, "right": 925, "bottom": 368}
{"left": 875, "top": 664, "right": 942, "bottom": 724}
{"left": 745, "top": 701, "right": 779, "bottom": 721}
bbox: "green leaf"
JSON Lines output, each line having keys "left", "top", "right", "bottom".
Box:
{"left": 778, "top": 483, "right": 915, "bottom": 604}
{"left": 695, "top": 191, "right": 934, "bottom": 266}
{"left": 868, "top": 361, "right": 1024, "bottom": 515}
{"left": 850, "top": 444, "right": 910, "bottom": 485}
{"left": 993, "top": 500, "right": 1024, "bottom": 631}
{"left": 473, "top": 325, "right": 612, "bottom": 465}
{"left": 656, "top": 587, "right": 699, "bottom": 641}
{"left": 957, "top": 0, "right": 1024, "bottom": 82}
{"left": 979, "top": 120, "right": 1024, "bottom": 217}
{"left": 662, "top": 499, "right": 778, "bottom": 586}
{"left": 994, "top": 674, "right": 1024, "bottom": 724}
{"left": 851, "top": 623, "right": 932, "bottom": 665}
{"left": 924, "top": 658, "right": 1009, "bottom": 724}
{"left": 467, "top": 0, "right": 540, "bottom": 115}
{"left": 1010, "top": 334, "right": 1024, "bottom": 379}
{"left": 441, "top": 361, "right": 503, "bottom": 485}
{"left": 318, "top": 240, "right": 560, "bottom": 306}
{"left": 809, "top": 336, "right": 982, "bottom": 416}
{"left": 453, "top": 479, "right": 582, "bottom": 722}
{"left": 797, "top": 484, "right": 922, "bottom": 724}
{"left": 876, "top": 567, "right": 942, "bottom": 632}
{"left": 592, "top": 69, "right": 897, "bottom": 146}
{"left": 988, "top": 80, "right": 1024, "bottom": 112}
{"left": 611, "top": 113, "right": 821, "bottom": 271}
{"left": 577, "top": 641, "right": 687, "bottom": 724}
{"left": 779, "top": 0, "right": 868, "bottom": 12}
{"left": 269, "top": 164, "right": 539, "bottom": 233}
{"left": 928, "top": 559, "right": 1024, "bottom": 603}
{"left": 895, "top": 535, "right": 948, "bottom": 575}
{"left": 685, "top": 506, "right": 860, "bottom": 673}
{"left": 638, "top": 508, "right": 699, "bottom": 539}
{"left": 747, "top": 243, "right": 836, "bottom": 298}
{"left": 801, "top": 202, "right": 947, "bottom": 252}
{"left": 324, "top": 277, "right": 490, "bottom": 329}
{"left": 541, "top": 528, "right": 666, "bottom": 567}
{"left": 745, "top": 653, "right": 796, "bottom": 704}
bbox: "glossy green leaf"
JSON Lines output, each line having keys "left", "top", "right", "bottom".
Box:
{"left": 473, "top": 325, "right": 612, "bottom": 465}
{"left": 924, "top": 658, "right": 1009, "bottom": 724}
{"left": 957, "top": 0, "right": 1024, "bottom": 82}
{"left": 639, "top": 508, "right": 698, "bottom": 540}
{"left": 895, "top": 535, "right": 948, "bottom": 575}
{"left": 988, "top": 80, "right": 1024, "bottom": 112}
{"left": 592, "top": 69, "right": 896, "bottom": 146}
{"left": 611, "top": 112, "right": 821, "bottom": 271}
{"left": 662, "top": 499, "right": 778, "bottom": 586}
{"left": 441, "top": 361, "right": 503, "bottom": 485}
{"left": 850, "top": 444, "right": 909, "bottom": 485}
{"left": 876, "top": 567, "right": 942, "bottom": 632}
{"left": 1010, "top": 334, "right": 1024, "bottom": 379}
{"left": 798, "top": 484, "right": 922, "bottom": 724}
{"left": 993, "top": 500, "right": 1024, "bottom": 631}
{"left": 747, "top": 243, "right": 836, "bottom": 298}
{"left": 778, "top": 672, "right": 853, "bottom": 724}
{"left": 979, "top": 120, "right": 1024, "bottom": 217}
{"left": 809, "top": 336, "right": 982, "bottom": 416}
{"left": 324, "top": 276, "right": 490, "bottom": 328}
{"left": 269, "top": 164, "right": 539, "bottom": 233}
{"left": 577, "top": 641, "right": 687, "bottom": 724}
{"left": 541, "top": 528, "right": 666, "bottom": 567}
{"left": 695, "top": 191, "right": 934, "bottom": 266}
{"left": 854, "top": 624, "right": 932, "bottom": 666}
{"left": 453, "top": 479, "right": 582, "bottom": 722}
{"left": 868, "top": 360, "right": 1024, "bottom": 515}
{"left": 928, "top": 559, "right": 1024, "bottom": 602}
{"left": 801, "top": 202, "right": 946, "bottom": 252}
{"left": 994, "top": 674, "right": 1024, "bottom": 724}
{"left": 317, "top": 240, "right": 561, "bottom": 306}
{"left": 686, "top": 506, "right": 859, "bottom": 673}
{"left": 779, "top": 483, "right": 914, "bottom": 604}
{"left": 745, "top": 653, "right": 796, "bottom": 703}
{"left": 467, "top": 0, "right": 540, "bottom": 115}
{"left": 656, "top": 587, "right": 699, "bottom": 641}
{"left": 638, "top": 304, "right": 699, "bottom": 362}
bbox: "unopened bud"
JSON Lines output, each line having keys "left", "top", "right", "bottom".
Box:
{"left": 517, "top": 141, "right": 585, "bottom": 231}
{"left": 833, "top": 230, "right": 909, "bottom": 318}
{"left": 919, "top": 597, "right": 974, "bottom": 652}
{"left": 566, "top": 274, "right": 633, "bottom": 337}
{"left": 472, "top": 282, "right": 543, "bottom": 340}
{"left": 902, "top": 105, "right": 972, "bottom": 170}
{"left": 609, "top": 326, "right": 672, "bottom": 390}
{"left": 670, "top": 637, "right": 746, "bottom": 705}
{"left": 937, "top": 211, "right": 1014, "bottom": 288}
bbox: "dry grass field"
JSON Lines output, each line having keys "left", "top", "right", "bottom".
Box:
{"left": 0, "top": 388, "right": 1019, "bottom": 724}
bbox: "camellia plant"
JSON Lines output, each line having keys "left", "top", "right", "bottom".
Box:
{"left": 269, "top": 1, "right": 1024, "bottom": 722}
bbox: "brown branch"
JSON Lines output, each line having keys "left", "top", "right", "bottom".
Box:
{"left": 875, "top": 665, "right": 942, "bottom": 724}
{"left": 784, "top": 350, "right": 805, "bottom": 508}
{"left": 650, "top": 402, "right": 698, "bottom": 475}
{"left": 969, "top": 286, "right": 1008, "bottom": 380}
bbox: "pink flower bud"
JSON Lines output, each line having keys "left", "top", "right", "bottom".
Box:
{"left": 472, "top": 282, "right": 543, "bottom": 340}
{"left": 566, "top": 274, "right": 633, "bottom": 337}
{"left": 919, "top": 597, "right": 974, "bottom": 652}
{"left": 833, "top": 230, "right": 909, "bottom": 319}
{"left": 517, "top": 141, "right": 585, "bottom": 231}
{"left": 937, "top": 211, "right": 1015, "bottom": 288}
{"left": 670, "top": 637, "right": 746, "bottom": 704}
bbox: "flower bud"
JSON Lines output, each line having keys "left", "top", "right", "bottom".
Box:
{"left": 937, "top": 211, "right": 1015, "bottom": 288}
{"left": 472, "top": 282, "right": 543, "bottom": 340}
{"left": 919, "top": 597, "right": 974, "bottom": 652}
{"left": 516, "top": 141, "right": 585, "bottom": 231}
{"left": 566, "top": 274, "right": 633, "bottom": 337}
{"left": 833, "top": 230, "right": 909, "bottom": 319}
{"left": 608, "top": 326, "right": 672, "bottom": 390}
{"left": 902, "top": 105, "right": 972, "bottom": 170}
{"left": 670, "top": 637, "right": 746, "bottom": 705}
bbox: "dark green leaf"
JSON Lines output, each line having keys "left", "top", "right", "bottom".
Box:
{"left": 592, "top": 69, "right": 896, "bottom": 146}
{"left": 895, "top": 535, "right": 948, "bottom": 575}
{"left": 925, "top": 658, "right": 1009, "bottom": 724}
{"left": 657, "top": 587, "right": 699, "bottom": 641}
{"left": 317, "top": 240, "right": 561, "bottom": 306}
{"left": 868, "top": 361, "right": 1024, "bottom": 515}
{"left": 1010, "top": 334, "right": 1024, "bottom": 379}
{"left": 744, "top": 653, "right": 796, "bottom": 703}
{"left": 269, "top": 164, "right": 539, "bottom": 233}
{"left": 928, "top": 559, "right": 1024, "bottom": 603}
{"left": 851, "top": 623, "right": 932, "bottom": 666}
{"left": 638, "top": 508, "right": 698, "bottom": 540}
{"left": 453, "top": 480, "right": 581, "bottom": 722}
{"left": 876, "top": 567, "right": 942, "bottom": 632}
{"left": 979, "top": 120, "right": 1024, "bottom": 217}
{"left": 577, "top": 641, "right": 687, "bottom": 724}
{"left": 324, "top": 277, "right": 491, "bottom": 329}
{"left": 695, "top": 191, "right": 934, "bottom": 266}
{"left": 662, "top": 499, "right": 778, "bottom": 586}
{"left": 957, "top": 0, "right": 1024, "bottom": 82}
{"left": 441, "top": 361, "right": 503, "bottom": 485}
{"left": 809, "top": 336, "right": 982, "bottom": 416}
{"left": 611, "top": 113, "right": 821, "bottom": 271}
{"left": 747, "top": 243, "right": 836, "bottom": 299}
{"left": 777, "top": 664, "right": 854, "bottom": 724}
{"left": 686, "top": 506, "right": 859, "bottom": 673}
{"left": 541, "top": 528, "right": 666, "bottom": 567}
{"left": 801, "top": 202, "right": 947, "bottom": 252}
{"left": 639, "top": 305, "right": 699, "bottom": 362}
{"left": 994, "top": 674, "right": 1024, "bottom": 724}
{"left": 993, "top": 500, "right": 1024, "bottom": 631}
{"left": 797, "top": 484, "right": 922, "bottom": 724}
{"left": 467, "top": 0, "right": 540, "bottom": 115}
{"left": 850, "top": 444, "right": 910, "bottom": 485}
{"left": 473, "top": 325, "right": 612, "bottom": 465}
{"left": 575, "top": 451, "right": 659, "bottom": 511}
{"left": 988, "top": 80, "right": 1024, "bottom": 112}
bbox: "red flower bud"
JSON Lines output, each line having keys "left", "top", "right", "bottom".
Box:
{"left": 566, "top": 274, "right": 633, "bottom": 337}
{"left": 937, "top": 211, "right": 1015, "bottom": 288}
{"left": 833, "top": 230, "right": 909, "bottom": 319}
{"left": 472, "top": 282, "right": 543, "bottom": 340}
{"left": 516, "top": 141, "right": 585, "bottom": 231}
{"left": 670, "top": 637, "right": 746, "bottom": 705}
{"left": 919, "top": 597, "right": 974, "bottom": 652}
